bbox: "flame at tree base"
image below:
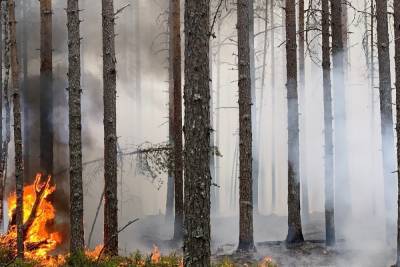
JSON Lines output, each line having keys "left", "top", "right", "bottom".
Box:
{"left": 0, "top": 173, "right": 62, "bottom": 262}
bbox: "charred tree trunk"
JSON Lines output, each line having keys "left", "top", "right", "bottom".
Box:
{"left": 8, "top": 0, "right": 24, "bottom": 258}
{"left": 183, "top": 0, "right": 211, "bottom": 265}
{"left": 0, "top": 0, "right": 3, "bottom": 233}
{"left": 322, "top": 0, "right": 335, "bottom": 247}
{"left": 298, "top": 0, "right": 309, "bottom": 222}
{"left": 135, "top": 0, "right": 141, "bottom": 140}
{"left": 171, "top": 0, "right": 183, "bottom": 241}
{"left": 285, "top": 0, "right": 304, "bottom": 244}
{"left": 395, "top": 0, "right": 400, "bottom": 263}
{"left": 237, "top": 0, "right": 255, "bottom": 252}
{"left": 375, "top": 0, "right": 396, "bottom": 241}
{"left": 331, "top": 0, "right": 350, "bottom": 225}
{"left": 102, "top": 0, "right": 118, "bottom": 256}
{"left": 40, "top": 0, "right": 53, "bottom": 175}
{"left": 67, "top": 0, "right": 84, "bottom": 253}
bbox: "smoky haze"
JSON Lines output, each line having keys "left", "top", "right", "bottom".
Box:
{"left": 4, "top": 0, "right": 398, "bottom": 265}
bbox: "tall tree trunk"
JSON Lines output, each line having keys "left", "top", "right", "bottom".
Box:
{"left": 183, "top": 0, "right": 211, "bottom": 265}
{"left": 171, "top": 0, "right": 183, "bottom": 241}
{"left": 215, "top": 19, "right": 222, "bottom": 215}
{"left": 8, "top": 0, "right": 24, "bottom": 258}
{"left": 331, "top": 0, "right": 350, "bottom": 226}
{"left": 395, "top": 0, "right": 400, "bottom": 263}
{"left": 237, "top": 0, "right": 255, "bottom": 252}
{"left": 270, "top": 0, "right": 277, "bottom": 213}
{"left": 40, "top": 0, "right": 53, "bottom": 175}
{"left": 257, "top": 0, "right": 268, "bottom": 214}
{"left": 0, "top": 2, "right": 10, "bottom": 232}
{"left": 67, "top": 0, "right": 84, "bottom": 253}
{"left": 102, "top": 0, "right": 118, "bottom": 256}
{"left": 135, "top": 0, "right": 141, "bottom": 140}
{"left": 298, "top": 0, "right": 309, "bottom": 222}
{"left": 0, "top": 0, "right": 3, "bottom": 233}
{"left": 322, "top": 0, "right": 335, "bottom": 247}
{"left": 22, "top": 0, "right": 29, "bottom": 181}
{"left": 375, "top": 0, "right": 396, "bottom": 241}
{"left": 285, "top": 0, "right": 304, "bottom": 244}
{"left": 166, "top": 0, "right": 174, "bottom": 222}
{"left": 249, "top": 0, "right": 258, "bottom": 214}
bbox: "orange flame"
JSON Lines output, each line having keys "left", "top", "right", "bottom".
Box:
{"left": 6, "top": 173, "right": 62, "bottom": 260}
{"left": 151, "top": 244, "right": 161, "bottom": 263}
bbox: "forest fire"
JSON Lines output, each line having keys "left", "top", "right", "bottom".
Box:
{"left": 2, "top": 173, "right": 62, "bottom": 261}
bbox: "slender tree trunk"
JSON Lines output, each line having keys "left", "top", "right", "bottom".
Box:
{"left": 0, "top": 0, "right": 3, "bottom": 233}
{"left": 331, "top": 0, "right": 351, "bottom": 225}
{"left": 215, "top": 20, "right": 221, "bottom": 215}
{"left": 8, "top": 0, "right": 24, "bottom": 258}
{"left": 135, "top": 0, "right": 141, "bottom": 140}
{"left": 0, "top": 2, "right": 10, "bottom": 232}
{"left": 102, "top": 0, "right": 118, "bottom": 256}
{"left": 322, "top": 0, "right": 335, "bottom": 247}
{"left": 375, "top": 0, "right": 396, "bottom": 241}
{"left": 171, "top": 0, "right": 183, "bottom": 241}
{"left": 40, "top": 0, "right": 53, "bottom": 175}
{"left": 270, "top": 0, "right": 277, "bottom": 213}
{"left": 67, "top": 0, "right": 84, "bottom": 253}
{"left": 183, "top": 0, "right": 211, "bottom": 265}
{"left": 237, "top": 0, "right": 255, "bottom": 252}
{"left": 395, "top": 0, "right": 400, "bottom": 263}
{"left": 298, "top": 0, "right": 309, "bottom": 222}
{"left": 285, "top": 0, "right": 304, "bottom": 244}
{"left": 249, "top": 0, "right": 258, "bottom": 214}
{"left": 166, "top": 0, "right": 174, "bottom": 222}
{"left": 22, "top": 0, "right": 29, "bottom": 181}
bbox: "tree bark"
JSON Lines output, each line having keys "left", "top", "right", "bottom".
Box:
{"left": 395, "top": 0, "right": 400, "bottom": 263}
{"left": 375, "top": 0, "right": 396, "bottom": 241}
{"left": 322, "top": 0, "right": 335, "bottom": 247}
{"left": 40, "top": 0, "right": 53, "bottom": 175}
{"left": 102, "top": 0, "right": 118, "bottom": 256}
{"left": 331, "top": 0, "right": 351, "bottom": 225}
{"left": 248, "top": 0, "right": 258, "bottom": 215}
{"left": 298, "top": 0, "right": 309, "bottom": 222}
{"left": 237, "top": 0, "right": 255, "bottom": 252}
{"left": 0, "top": 2, "right": 10, "bottom": 232}
{"left": 171, "top": 0, "right": 183, "bottom": 241}
{"left": 67, "top": 0, "right": 84, "bottom": 253}
{"left": 183, "top": 0, "right": 211, "bottom": 265}
{"left": 166, "top": 0, "right": 174, "bottom": 222}
{"left": 285, "top": 0, "right": 304, "bottom": 244}
{"left": 22, "top": 0, "right": 29, "bottom": 181}
{"left": 270, "top": 0, "right": 277, "bottom": 213}
{"left": 8, "top": 0, "right": 24, "bottom": 258}
{"left": 135, "top": 0, "right": 142, "bottom": 140}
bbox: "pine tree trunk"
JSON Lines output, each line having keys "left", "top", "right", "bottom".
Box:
{"left": 270, "top": 0, "right": 277, "bottom": 213}
{"left": 298, "top": 0, "right": 309, "bottom": 222}
{"left": 248, "top": 0, "right": 258, "bottom": 215}
{"left": 237, "top": 0, "right": 255, "bottom": 252}
{"left": 215, "top": 19, "right": 222, "bottom": 215}
{"left": 375, "top": 0, "right": 396, "bottom": 241}
{"left": 0, "top": 0, "right": 3, "bottom": 233}
{"left": 22, "top": 0, "right": 29, "bottom": 181}
{"left": 8, "top": 0, "right": 24, "bottom": 258}
{"left": 285, "top": 0, "right": 304, "bottom": 244}
{"left": 395, "top": 0, "right": 400, "bottom": 262}
{"left": 322, "top": 0, "right": 335, "bottom": 247}
{"left": 67, "top": 0, "right": 84, "bottom": 253}
{"left": 331, "top": 0, "right": 351, "bottom": 225}
{"left": 171, "top": 0, "right": 183, "bottom": 241}
{"left": 0, "top": 2, "right": 10, "bottom": 232}
{"left": 166, "top": 0, "right": 174, "bottom": 222}
{"left": 40, "top": 0, "right": 53, "bottom": 175}
{"left": 102, "top": 0, "right": 118, "bottom": 256}
{"left": 135, "top": 0, "right": 141, "bottom": 140}
{"left": 183, "top": 0, "right": 211, "bottom": 265}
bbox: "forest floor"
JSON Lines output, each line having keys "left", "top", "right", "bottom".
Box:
{"left": 118, "top": 212, "right": 394, "bottom": 266}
